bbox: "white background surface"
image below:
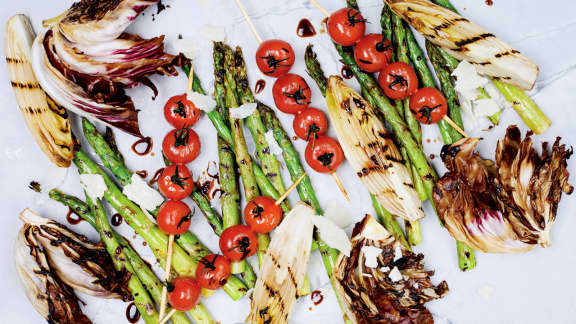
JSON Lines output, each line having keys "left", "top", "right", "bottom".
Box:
{"left": 1, "top": 0, "right": 576, "bottom": 323}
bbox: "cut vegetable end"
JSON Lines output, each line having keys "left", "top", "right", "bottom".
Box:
{"left": 231, "top": 261, "right": 245, "bottom": 274}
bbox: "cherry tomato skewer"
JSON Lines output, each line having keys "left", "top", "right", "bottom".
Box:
{"left": 219, "top": 225, "right": 258, "bottom": 262}
{"left": 160, "top": 277, "right": 201, "bottom": 324}
{"left": 305, "top": 135, "right": 349, "bottom": 200}
{"left": 354, "top": 34, "right": 393, "bottom": 73}
{"left": 273, "top": 74, "right": 312, "bottom": 114}
{"left": 409, "top": 87, "right": 467, "bottom": 137}
{"left": 195, "top": 254, "right": 231, "bottom": 290}
{"left": 377, "top": 62, "right": 419, "bottom": 100}
{"left": 293, "top": 107, "right": 328, "bottom": 140}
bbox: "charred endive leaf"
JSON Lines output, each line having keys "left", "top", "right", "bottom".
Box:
{"left": 334, "top": 215, "right": 448, "bottom": 324}
{"left": 326, "top": 76, "right": 424, "bottom": 221}
{"left": 247, "top": 202, "right": 314, "bottom": 324}
{"left": 15, "top": 224, "right": 92, "bottom": 324}
{"left": 4, "top": 15, "right": 75, "bottom": 167}
{"left": 31, "top": 0, "right": 180, "bottom": 137}
{"left": 17, "top": 209, "right": 130, "bottom": 298}
{"left": 434, "top": 126, "right": 573, "bottom": 253}
{"left": 383, "top": 0, "right": 538, "bottom": 90}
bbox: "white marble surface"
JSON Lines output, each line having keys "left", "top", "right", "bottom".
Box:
{"left": 1, "top": 0, "right": 576, "bottom": 323}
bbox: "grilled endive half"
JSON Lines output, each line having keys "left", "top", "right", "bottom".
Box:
{"left": 5, "top": 15, "right": 74, "bottom": 167}
{"left": 384, "top": 0, "right": 538, "bottom": 90}
{"left": 247, "top": 202, "right": 314, "bottom": 324}
{"left": 326, "top": 76, "right": 424, "bottom": 221}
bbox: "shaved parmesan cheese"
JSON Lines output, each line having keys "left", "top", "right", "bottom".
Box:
{"left": 79, "top": 174, "right": 107, "bottom": 200}
{"left": 362, "top": 273, "right": 373, "bottom": 278}
{"left": 452, "top": 60, "right": 488, "bottom": 92}
{"left": 264, "top": 130, "right": 282, "bottom": 155}
{"left": 477, "top": 284, "right": 495, "bottom": 301}
{"left": 380, "top": 266, "right": 390, "bottom": 272}
{"left": 324, "top": 200, "right": 353, "bottom": 228}
{"left": 172, "top": 38, "right": 198, "bottom": 59}
{"left": 474, "top": 99, "right": 501, "bottom": 117}
{"left": 187, "top": 91, "right": 216, "bottom": 113}
{"left": 413, "top": 282, "right": 419, "bottom": 289}
{"left": 361, "top": 246, "right": 382, "bottom": 268}
{"left": 389, "top": 266, "right": 403, "bottom": 282}
{"left": 393, "top": 243, "right": 403, "bottom": 262}
{"left": 312, "top": 215, "right": 351, "bottom": 256}
{"left": 201, "top": 25, "right": 226, "bottom": 42}
{"left": 230, "top": 103, "right": 257, "bottom": 119}
{"left": 123, "top": 174, "right": 164, "bottom": 211}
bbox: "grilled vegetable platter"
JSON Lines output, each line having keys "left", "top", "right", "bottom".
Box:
{"left": 1, "top": 0, "right": 575, "bottom": 323}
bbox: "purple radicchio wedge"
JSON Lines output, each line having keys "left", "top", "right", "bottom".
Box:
{"left": 433, "top": 126, "right": 573, "bottom": 253}
{"left": 31, "top": 0, "right": 182, "bottom": 137}
{"left": 334, "top": 215, "right": 448, "bottom": 324}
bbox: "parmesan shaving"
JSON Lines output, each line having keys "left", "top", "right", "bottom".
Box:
{"left": 172, "top": 38, "right": 198, "bottom": 59}
{"left": 122, "top": 174, "right": 164, "bottom": 211}
{"left": 388, "top": 266, "right": 403, "bottom": 282}
{"left": 79, "top": 174, "right": 107, "bottom": 200}
{"left": 324, "top": 200, "right": 353, "bottom": 228}
{"left": 361, "top": 246, "right": 382, "bottom": 268}
{"left": 229, "top": 103, "right": 257, "bottom": 119}
{"left": 264, "top": 130, "right": 282, "bottom": 155}
{"left": 312, "top": 215, "right": 351, "bottom": 256}
{"left": 393, "top": 243, "right": 403, "bottom": 262}
{"left": 187, "top": 91, "right": 216, "bottom": 113}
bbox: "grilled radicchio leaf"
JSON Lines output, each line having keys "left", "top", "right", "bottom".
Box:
{"left": 31, "top": 0, "right": 180, "bottom": 137}
{"left": 334, "top": 215, "right": 448, "bottom": 324}
{"left": 434, "top": 126, "right": 573, "bottom": 253}
{"left": 15, "top": 209, "right": 130, "bottom": 307}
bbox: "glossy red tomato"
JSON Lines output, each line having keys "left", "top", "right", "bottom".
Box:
{"left": 292, "top": 107, "right": 328, "bottom": 140}
{"left": 377, "top": 62, "right": 418, "bottom": 100}
{"left": 255, "top": 39, "right": 295, "bottom": 77}
{"left": 327, "top": 8, "right": 367, "bottom": 46}
{"left": 164, "top": 94, "right": 201, "bottom": 129}
{"left": 158, "top": 164, "right": 194, "bottom": 200}
{"left": 168, "top": 277, "right": 201, "bottom": 311}
{"left": 162, "top": 127, "right": 201, "bottom": 164}
{"left": 157, "top": 200, "right": 192, "bottom": 235}
{"left": 354, "top": 34, "right": 393, "bottom": 72}
{"left": 409, "top": 87, "right": 448, "bottom": 124}
{"left": 195, "top": 254, "right": 231, "bottom": 290}
{"left": 219, "top": 225, "right": 258, "bottom": 262}
{"left": 305, "top": 135, "right": 345, "bottom": 173}
{"left": 272, "top": 74, "right": 311, "bottom": 114}
{"left": 243, "top": 196, "right": 283, "bottom": 234}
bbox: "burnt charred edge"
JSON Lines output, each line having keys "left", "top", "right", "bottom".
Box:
{"left": 356, "top": 166, "right": 382, "bottom": 178}
{"left": 384, "top": 154, "right": 405, "bottom": 164}
{"left": 470, "top": 61, "right": 491, "bottom": 66}
{"left": 11, "top": 81, "right": 41, "bottom": 89}
{"left": 6, "top": 57, "right": 24, "bottom": 64}
{"left": 454, "top": 33, "right": 494, "bottom": 48}
{"left": 495, "top": 49, "right": 521, "bottom": 58}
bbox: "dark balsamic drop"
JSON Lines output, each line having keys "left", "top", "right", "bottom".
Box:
{"left": 255, "top": 79, "right": 266, "bottom": 94}
{"left": 66, "top": 208, "right": 83, "bottom": 225}
{"left": 126, "top": 302, "right": 140, "bottom": 323}
{"left": 111, "top": 213, "right": 123, "bottom": 227}
{"left": 131, "top": 137, "right": 153, "bottom": 156}
{"left": 341, "top": 66, "right": 353, "bottom": 79}
{"left": 296, "top": 18, "right": 317, "bottom": 38}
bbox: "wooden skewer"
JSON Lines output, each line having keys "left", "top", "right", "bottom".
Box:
{"left": 234, "top": 0, "right": 263, "bottom": 44}
{"left": 442, "top": 115, "right": 467, "bottom": 137}
{"left": 275, "top": 173, "right": 307, "bottom": 206}
{"left": 158, "top": 234, "right": 175, "bottom": 320}
{"left": 309, "top": 0, "right": 331, "bottom": 17}
{"left": 186, "top": 62, "right": 194, "bottom": 94}
{"left": 159, "top": 309, "right": 177, "bottom": 324}
{"left": 331, "top": 172, "right": 350, "bottom": 201}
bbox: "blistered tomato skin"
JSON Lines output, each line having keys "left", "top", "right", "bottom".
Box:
{"left": 354, "top": 34, "right": 393, "bottom": 73}
{"left": 219, "top": 225, "right": 258, "bottom": 262}
{"left": 157, "top": 200, "right": 192, "bottom": 235}
{"left": 409, "top": 87, "right": 448, "bottom": 124}
{"left": 272, "top": 74, "right": 312, "bottom": 114}
{"left": 327, "top": 8, "right": 367, "bottom": 46}
{"left": 377, "top": 62, "right": 419, "bottom": 100}
{"left": 158, "top": 164, "right": 194, "bottom": 201}
{"left": 292, "top": 107, "right": 328, "bottom": 140}
{"left": 255, "top": 39, "right": 295, "bottom": 77}
{"left": 168, "top": 277, "right": 201, "bottom": 311}
{"left": 162, "top": 127, "right": 201, "bottom": 164}
{"left": 164, "top": 94, "right": 201, "bottom": 129}
{"left": 244, "top": 196, "right": 283, "bottom": 233}
{"left": 305, "top": 135, "right": 345, "bottom": 173}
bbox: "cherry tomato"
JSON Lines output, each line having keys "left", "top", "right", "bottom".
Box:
{"left": 409, "top": 87, "right": 448, "bottom": 124}
{"left": 327, "top": 8, "right": 367, "bottom": 46}
{"left": 272, "top": 74, "right": 311, "bottom": 114}
{"left": 255, "top": 39, "right": 295, "bottom": 77}
{"left": 292, "top": 107, "right": 328, "bottom": 140}
{"left": 354, "top": 34, "right": 393, "bottom": 73}
{"left": 305, "top": 135, "right": 345, "bottom": 173}
{"left": 168, "top": 277, "right": 201, "bottom": 311}
{"left": 158, "top": 164, "right": 194, "bottom": 200}
{"left": 164, "top": 94, "right": 201, "bottom": 129}
{"left": 162, "top": 127, "right": 201, "bottom": 164}
{"left": 157, "top": 200, "right": 192, "bottom": 235}
{"left": 195, "top": 254, "right": 231, "bottom": 290}
{"left": 378, "top": 62, "right": 418, "bottom": 100}
{"left": 243, "top": 196, "right": 283, "bottom": 234}
{"left": 219, "top": 225, "right": 258, "bottom": 262}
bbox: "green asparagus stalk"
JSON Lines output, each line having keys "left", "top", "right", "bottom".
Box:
{"left": 73, "top": 149, "right": 248, "bottom": 300}
{"left": 370, "top": 195, "right": 410, "bottom": 249}
{"left": 49, "top": 190, "right": 212, "bottom": 324}
{"left": 85, "top": 194, "right": 158, "bottom": 324}
{"left": 426, "top": 41, "right": 465, "bottom": 141}
{"left": 431, "top": 0, "right": 550, "bottom": 134}
{"left": 232, "top": 46, "right": 288, "bottom": 206}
